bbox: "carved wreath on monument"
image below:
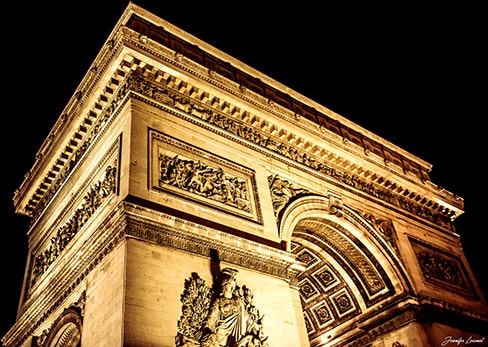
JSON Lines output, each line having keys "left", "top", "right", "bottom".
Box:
{"left": 175, "top": 268, "right": 269, "bottom": 347}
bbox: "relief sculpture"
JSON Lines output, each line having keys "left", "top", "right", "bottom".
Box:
{"left": 150, "top": 129, "right": 262, "bottom": 223}
{"left": 175, "top": 268, "right": 269, "bottom": 347}
{"left": 160, "top": 154, "right": 251, "bottom": 212}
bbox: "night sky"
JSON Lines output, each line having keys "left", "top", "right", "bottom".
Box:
{"left": 2, "top": 1, "right": 485, "bottom": 339}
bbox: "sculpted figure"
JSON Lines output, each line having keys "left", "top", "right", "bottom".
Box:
{"left": 200, "top": 268, "right": 245, "bottom": 346}
{"left": 175, "top": 268, "right": 268, "bottom": 347}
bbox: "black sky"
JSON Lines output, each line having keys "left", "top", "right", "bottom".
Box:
{"left": 2, "top": 1, "right": 486, "bottom": 338}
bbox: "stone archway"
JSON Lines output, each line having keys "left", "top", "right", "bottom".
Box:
{"left": 43, "top": 308, "right": 82, "bottom": 347}
{"left": 279, "top": 194, "right": 413, "bottom": 346}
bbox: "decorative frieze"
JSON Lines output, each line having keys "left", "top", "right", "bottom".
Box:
{"left": 123, "top": 204, "right": 296, "bottom": 281}
{"left": 29, "top": 164, "right": 117, "bottom": 288}
{"left": 124, "top": 69, "right": 455, "bottom": 229}
{"left": 28, "top": 136, "right": 120, "bottom": 291}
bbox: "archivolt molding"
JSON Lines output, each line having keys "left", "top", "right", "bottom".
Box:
{"left": 341, "top": 207, "right": 414, "bottom": 294}
{"left": 279, "top": 194, "right": 418, "bottom": 342}
{"left": 278, "top": 193, "right": 412, "bottom": 295}
{"left": 279, "top": 193, "right": 413, "bottom": 281}
{"left": 35, "top": 292, "right": 85, "bottom": 347}
{"left": 293, "top": 221, "right": 393, "bottom": 301}
{"left": 271, "top": 176, "right": 415, "bottom": 295}
{"left": 279, "top": 195, "right": 332, "bottom": 248}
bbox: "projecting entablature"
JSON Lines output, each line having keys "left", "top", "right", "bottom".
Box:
{"left": 12, "top": 7, "right": 463, "bottom": 232}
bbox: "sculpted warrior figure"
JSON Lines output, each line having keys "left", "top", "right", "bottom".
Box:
{"left": 199, "top": 268, "right": 246, "bottom": 346}
{"left": 175, "top": 268, "right": 268, "bottom": 347}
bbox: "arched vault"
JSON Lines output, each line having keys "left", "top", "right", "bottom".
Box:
{"left": 279, "top": 194, "right": 414, "bottom": 343}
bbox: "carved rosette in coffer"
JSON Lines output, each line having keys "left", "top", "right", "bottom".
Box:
{"left": 149, "top": 129, "right": 262, "bottom": 223}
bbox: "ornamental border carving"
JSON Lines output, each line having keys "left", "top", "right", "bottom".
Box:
{"left": 124, "top": 206, "right": 294, "bottom": 280}
{"left": 342, "top": 309, "right": 416, "bottom": 347}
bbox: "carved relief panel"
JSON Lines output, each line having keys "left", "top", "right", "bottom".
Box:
{"left": 409, "top": 237, "right": 476, "bottom": 298}
{"left": 149, "top": 129, "right": 263, "bottom": 223}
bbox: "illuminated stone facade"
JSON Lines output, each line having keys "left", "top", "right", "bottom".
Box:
{"left": 2, "top": 3, "right": 487, "bottom": 347}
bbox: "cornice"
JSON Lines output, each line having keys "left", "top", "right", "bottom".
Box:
{"left": 119, "top": 60, "right": 461, "bottom": 228}
{"left": 13, "top": 4, "right": 463, "bottom": 228}
{"left": 121, "top": 10, "right": 434, "bottom": 172}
